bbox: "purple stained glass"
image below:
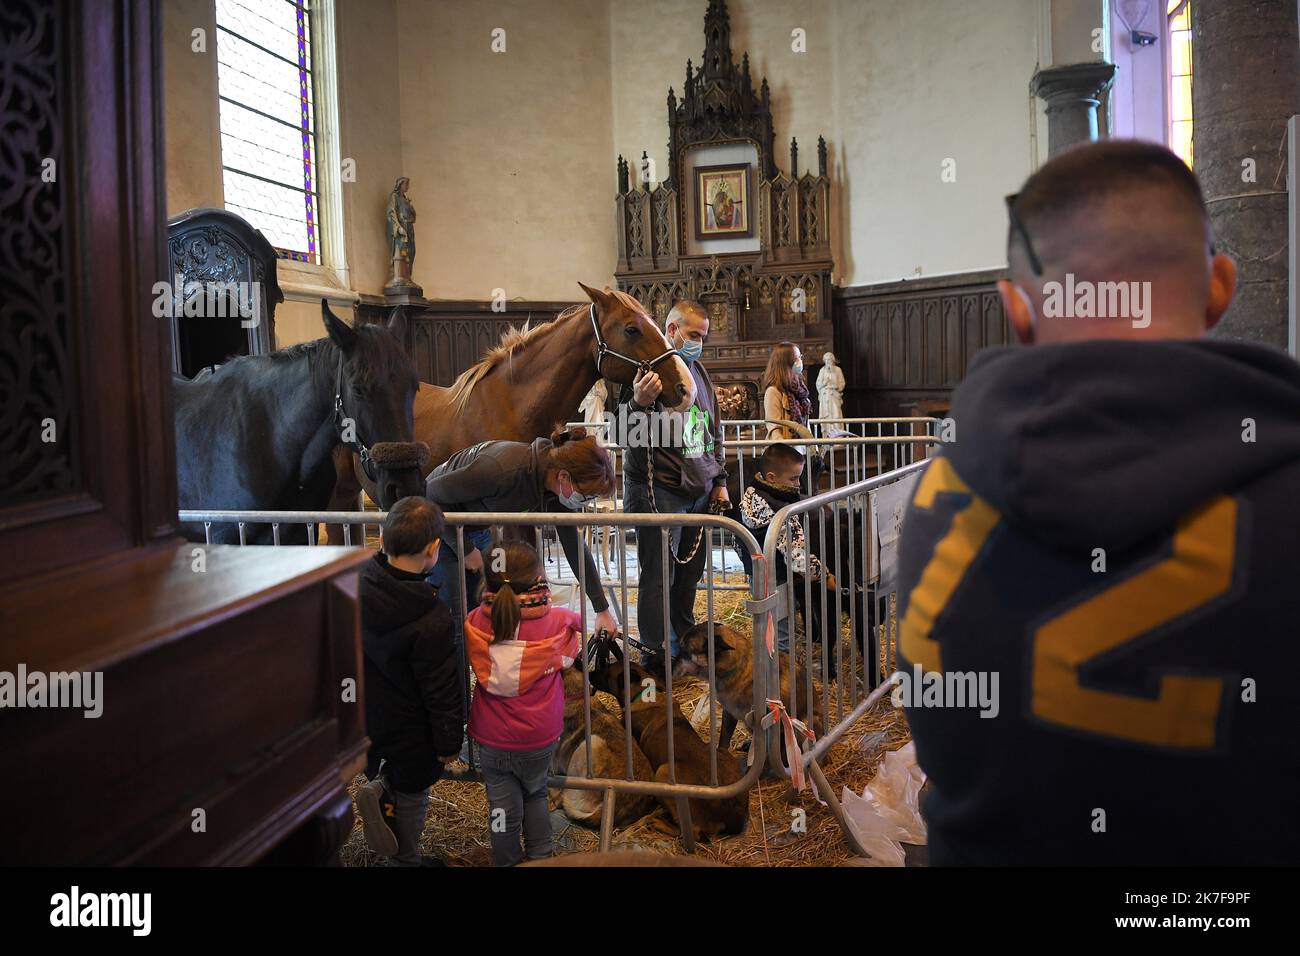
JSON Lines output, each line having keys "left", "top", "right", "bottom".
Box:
{"left": 295, "top": 1, "right": 316, "bottom": 258}
{"left": 216, "top": 0, "right": 323, "bottom": 262}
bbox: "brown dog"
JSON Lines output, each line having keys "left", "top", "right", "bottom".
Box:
{"left": 551, "top": 667, "right": 657, "bottom": 828}
{"left": 591, "top": 660, "right": 749, "bottom": 843}
{"left": 673, "top": 622, "right": 826, "bottom": 753}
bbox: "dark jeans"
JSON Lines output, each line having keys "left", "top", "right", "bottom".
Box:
{"left": 374, "top": 775, "right": 430, "bottom": 867}
{"left": 476, "top": 740, "right": 557, "bottom": 867}
{"left": 624, "top": 478, "right": 710, "bottom": 657}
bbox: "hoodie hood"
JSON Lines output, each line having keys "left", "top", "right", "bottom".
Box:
{"left": 361, "top": 552, "right": 441, "bottom": 635}
{"left": 946, "top": 339, "right": 1300, "bottom": 553}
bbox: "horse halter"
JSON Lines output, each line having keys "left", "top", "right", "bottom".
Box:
{"left": 333, "top": 351, "right": 375, "bottom": 477}
{"left": 589, "top": 303, "right": 681, "bottom": 379}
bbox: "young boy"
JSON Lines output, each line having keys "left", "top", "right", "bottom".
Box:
{"left": 353, "top": 496, "right": 463, "bottom": 867}
{"left": 736, "top": 443, "right": 837, "bottom": 657}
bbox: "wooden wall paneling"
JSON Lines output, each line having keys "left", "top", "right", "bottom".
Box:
{"left": 833, "top": 269, "right": 1009, "bottom": 418}
{"left": 943, "top": 296, "right": 962, "bottom": 384}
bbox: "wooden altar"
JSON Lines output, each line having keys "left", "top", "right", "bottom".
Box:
{"left": 613, "top": 0, "right": 833, "bottom": 412}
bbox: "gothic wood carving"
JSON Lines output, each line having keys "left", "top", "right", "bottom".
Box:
{"left": 613, "top": 0, "right": 833, "bottom": 389}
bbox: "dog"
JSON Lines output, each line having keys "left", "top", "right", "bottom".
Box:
{"left": 673, "top": 622, "right": 826, "bottom": 754}
{"left": 550, "top": 667, "right": 657, "bottom": 828}
{"left": 591, "top": 660, "right": 749, "bottom": 843}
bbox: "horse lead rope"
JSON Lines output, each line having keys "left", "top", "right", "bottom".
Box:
{"left": 586, "top": 301, "right": 716, "bottom": 565}
{"left": 646, "top": 457, "right": 724, "bottom": 565}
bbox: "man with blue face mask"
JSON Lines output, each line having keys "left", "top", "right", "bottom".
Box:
{"left": 620, "top": 300, "right": 729, "bottom": 675}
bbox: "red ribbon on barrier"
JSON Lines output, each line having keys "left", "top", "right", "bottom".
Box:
{"left": 763, "top": 698, "right": 817, "bottom": 792}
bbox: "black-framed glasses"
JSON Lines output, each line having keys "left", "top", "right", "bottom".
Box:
{"left": 1005, "top": 193, "right": 1044, "bottom": 276}
{"left": 1006, "top": 191, "right": 1218, "bottom": 275}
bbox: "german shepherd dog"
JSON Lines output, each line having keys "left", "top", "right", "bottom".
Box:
{"left": 591, "top": 660, "right": 749, "bottom": 843}
{"left": 673, "top": 622, "right": 826, "bottom": 755}
{"left": 551, "top": 668, "right": 658, "bottom": 828}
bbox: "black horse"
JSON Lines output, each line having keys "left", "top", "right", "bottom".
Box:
{"left": 175, "top": 300, "right": 429, "bottom": 544}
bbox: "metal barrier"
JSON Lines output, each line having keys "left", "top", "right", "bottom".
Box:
{"left": 554, "top": 416, "right": 936, "bottom": 594}
{"left": 179, "top": 506, "right": 771, "bottom": 854}
{"left": 181, "top": 454, "right": 938, "bottom": 858}
{"left": 570, "top": 415, "right": 939, "bottom": 496}
{"left": 757, "top": 457, "right": 931, "bottom": 857}
{"left": 725, "top": 416, "right": 939, "bottom": 489}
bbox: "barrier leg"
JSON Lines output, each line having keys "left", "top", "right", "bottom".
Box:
{"left": 599, "top": 788, "right": 617, "bottom": 852}
{"left": 675, "top": 795, "right": 696, "bottom": 853}
{"left": 806, "top": 757, "right": 873, "bottom": 860}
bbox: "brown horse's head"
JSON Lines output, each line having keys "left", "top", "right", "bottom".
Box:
{"left": 322, "top": 301, "right": 429, "bottom": 509}
{"left": 579, "top": 282, "right": 696, "bottom": 413}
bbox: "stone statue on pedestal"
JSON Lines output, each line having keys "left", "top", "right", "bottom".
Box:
{"left": 385, "top": 177, "right": 422, "bottom": 296}
{"left": 817, "top": 351, "right": 846, "bottom": 426}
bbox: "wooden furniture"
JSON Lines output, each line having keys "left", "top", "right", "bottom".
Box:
{"left": 613, "top": 0, "right": 833, "bottom": 395}
{"left": 0, "top": 0, "right": 367, "bottom": 865}
{"left": 166, "top": 207, "right": 284, "bottom": 378}
{"left": 833, "top": 269, "right": 1011, "bottom": 418}
{"left": 0, "top": 544, "right": 369, "bottom": 865}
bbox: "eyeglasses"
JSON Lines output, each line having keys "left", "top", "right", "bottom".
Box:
{"left": 1005, "top": 193, "right": 1044, "bottom": 276}
{"left": 1006, "top": 191, "right": 1218, "bottom": 276}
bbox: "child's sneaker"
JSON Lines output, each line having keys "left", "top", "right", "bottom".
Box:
{"left": 355, "top": 777, "right": 399, "bottom": 857}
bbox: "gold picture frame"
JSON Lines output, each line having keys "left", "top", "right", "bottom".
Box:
{"left": 694, "top": 163, "right": 753, "bottom": 239}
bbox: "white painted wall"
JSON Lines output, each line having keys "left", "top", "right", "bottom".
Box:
{"left": 832, "top": 0, "right": 1043, "bottom": 285}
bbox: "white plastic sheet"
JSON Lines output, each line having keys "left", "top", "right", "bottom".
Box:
{"left": 841, "top": 742, "right": 928, "bottom": 866}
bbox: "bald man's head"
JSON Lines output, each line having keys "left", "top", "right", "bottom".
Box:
{"left": 1000, "top": 140, "right": 1235, "bottom": 344}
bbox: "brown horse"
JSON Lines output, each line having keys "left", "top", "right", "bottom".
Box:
{"left": 326, "top": 282, "right": 695, "bottom": 524}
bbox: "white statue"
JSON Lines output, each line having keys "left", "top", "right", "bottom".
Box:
{"left": 817, "top": 351, "right": 846, "bottom": 426}
{"left": 579, "top": 379, "right": 609, "bottom": 444}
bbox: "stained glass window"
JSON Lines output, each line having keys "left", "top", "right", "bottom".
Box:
{"left": 216, "top": 0, "right": 321, "bottom": 262}
{"left": 1167, "top": 0, "right": 1194, "bottom": 168}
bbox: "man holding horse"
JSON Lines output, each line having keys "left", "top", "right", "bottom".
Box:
{"left": 621, "top": 300, "right": 729, "bottom": 672}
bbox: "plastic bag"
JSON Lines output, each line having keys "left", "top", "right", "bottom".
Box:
{"left": 840, "top": 742, "right": 927, "bottom": 866}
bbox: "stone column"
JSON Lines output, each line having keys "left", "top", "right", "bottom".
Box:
{"left": 1192, "top": 0, "right": 1300, "bottom": 347}
{"left": 1031, "top": 62, "right": 1118, "bottom": 157}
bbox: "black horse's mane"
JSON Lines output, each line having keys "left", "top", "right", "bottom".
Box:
{"left": 207, "top": 324, "right": 412, "bottom": 392}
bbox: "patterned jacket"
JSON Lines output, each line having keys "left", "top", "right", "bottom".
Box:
{"left": 739, "top": 475, "right": 827, "bottom": 581}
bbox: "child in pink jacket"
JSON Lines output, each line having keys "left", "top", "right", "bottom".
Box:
{"left": 464, "top": 540, "right": 582, "bottom": 865}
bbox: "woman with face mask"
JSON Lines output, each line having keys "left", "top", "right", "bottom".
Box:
{"left": 423, "top": 426, "right": 618, "bottom": 640}
{"left": 761, "top": 342, "right": 811, "bottom": 440}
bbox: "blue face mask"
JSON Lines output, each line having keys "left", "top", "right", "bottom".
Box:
{"left": 557, "top": 474, "right": 595, "bottom": 510}
{"left": 673, "top": 330, "right": 703, "bottom": 364}
{"left": 559, "top": 489, "right": 589, "bottom": 509}
{"left": 793, "top": 360, "right": 804, "bottom": 374}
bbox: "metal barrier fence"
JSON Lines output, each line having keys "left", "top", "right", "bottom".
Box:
{"left": 757, "top": 458, "right": 929, "bottom": 856}
{"left": 724, "top": 417, "right": 939, "bottom": 489}
{"left": 570, "top": 415, "right": 938, "bottom": 499}
{"left": 180, "top": 455, "right": 935, "bottom": 858}
{"left": 562, "top": 416, "right": 937, "bottom": 591}
{"left": 180, "top": 507, "right": 770, "bottom": 854}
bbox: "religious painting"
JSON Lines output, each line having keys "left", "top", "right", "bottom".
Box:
{"left": 694, "top": 163, "right": 753, "bottom": 239}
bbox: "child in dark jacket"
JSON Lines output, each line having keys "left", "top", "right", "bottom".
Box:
{"left": 354, "top": 497, "right": 463, "bottom": 867}
{"left": 736, "top": 443, "right": 836, "bottom": 656}
{"left": 464, "top": 540, "right": 582, "bottom": 866}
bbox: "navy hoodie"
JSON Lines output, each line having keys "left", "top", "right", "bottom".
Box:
{"left": 897, "top": 339, "right": 1300, "bottom": 865}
